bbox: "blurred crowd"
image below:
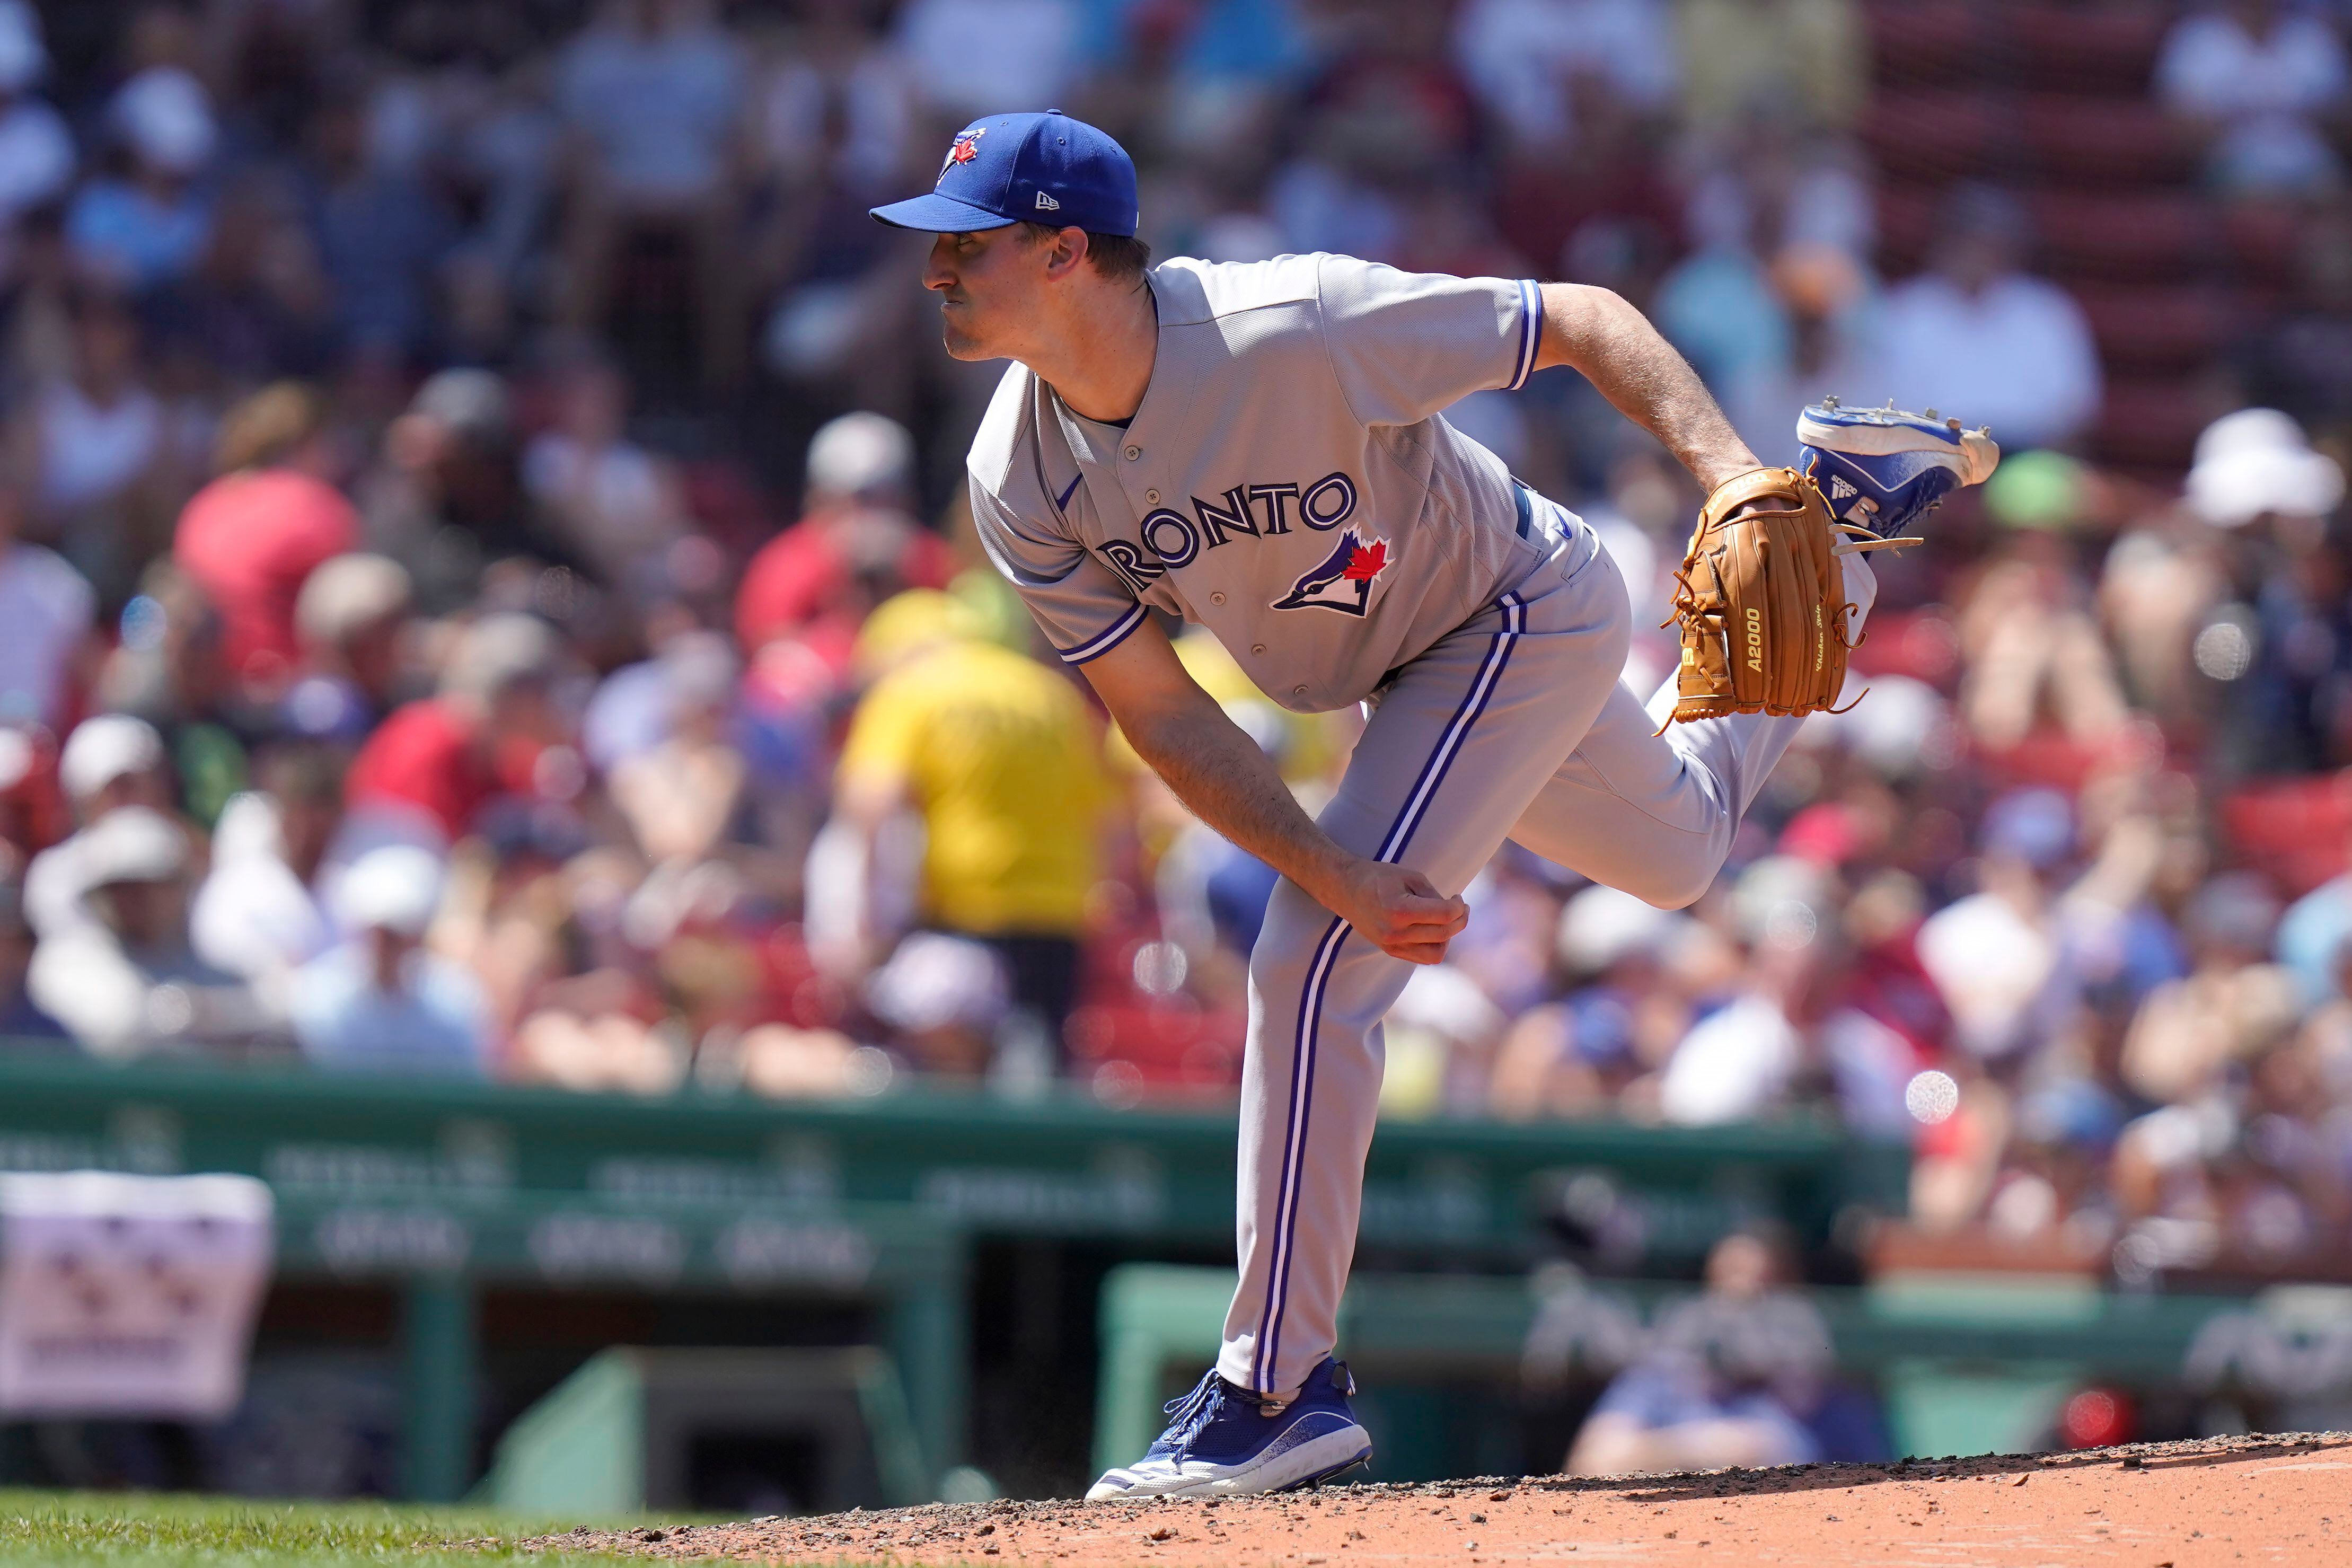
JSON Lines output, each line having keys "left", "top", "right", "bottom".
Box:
{"left": 1, "top": 0, "right": 2351, "bottom": 1283}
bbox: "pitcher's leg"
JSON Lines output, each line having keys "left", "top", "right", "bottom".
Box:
{"left": 1218, "top": 882, "right": 1411, "bottom": 1398}
{"left": 1220, "top": 551, "right": 1630, "bottom": 1399}
{"left": 1510, "top": 552, "right": 1878, "bottom": 908}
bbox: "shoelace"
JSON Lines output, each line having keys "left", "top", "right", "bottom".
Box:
{"left": 1160, "top": 1370, "right": 1233, "bottom": 1463}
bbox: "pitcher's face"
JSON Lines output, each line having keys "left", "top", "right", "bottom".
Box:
{"left": 923, "top": 227, "right": 1046, "bottom": 362}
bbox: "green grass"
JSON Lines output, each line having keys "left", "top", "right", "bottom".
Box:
{"left": 0, "top": 1491, "right": 638, "bottom": 1566}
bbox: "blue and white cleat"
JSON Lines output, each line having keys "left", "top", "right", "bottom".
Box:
{"left": 1796, "top": 398, "right": 2001, "bottom": 549}
{"left": 1085, "top": 1358, "right": 1372, "bottom": 1501}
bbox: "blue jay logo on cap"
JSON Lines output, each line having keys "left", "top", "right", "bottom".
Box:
{"left": 941, "top": 127, "right": 985, "bottom": 177}
{"left": 873, "top": 111, "right": 1138, "bottom": 236}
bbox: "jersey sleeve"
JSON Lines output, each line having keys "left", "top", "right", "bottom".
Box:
{"left": 967, "top": 477, "right": 1148, "bottom": 666}
{"left": 1315, "top": 253, "right": 1545, "bottom": 426}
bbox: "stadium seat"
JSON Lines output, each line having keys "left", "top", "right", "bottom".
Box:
{"left": 2069, "top": 284, "right": 2244, "bottom": 372}
{"left": 2027, "top": 191, "right": 2213, "bottom": 285}
{"left": 1873, "top": 184, "right": 1939, "bottom": 274}
{"left": 1878, "top": 178, "right": 2215, "bottom": 291}
{"left": 1865, "top": 0, "right": 1988, "bottom": 89}
{"left": 2003, "top": 3, "right": 2170, "bottom": 98}
{"left": 1861, "top": 91, "right": 2018, "bottom": 184}
{"left": 2020, "top": 96, "right": 2198, "bottom": 187}
{"left": 2090, "top": 378, "right": 2225, "bottom": 473}
{"left": 2222, "top": 200, "right": 2306, "bottom": 293}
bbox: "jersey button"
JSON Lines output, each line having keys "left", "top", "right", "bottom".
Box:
{"left": 1292, "top": 685, "right": 1309, "bottom": 696}
{"left": 1250, "top": 644, "right": 1266, "bottom": 656}
{"left": 1210, "top": 592, "right": 1226, "bottom": 605}
{"left": 1123, "top": 444, "right": 1141, "bottom": 461}
{"left": 1145, "top": 489, "right": 1159, "bottom": 504}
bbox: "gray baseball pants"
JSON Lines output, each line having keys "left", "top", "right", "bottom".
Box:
{"left": 1217, "top": 501, "right": 1879, "bottom": 1399}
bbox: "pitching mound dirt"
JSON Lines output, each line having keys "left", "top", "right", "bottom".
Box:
{"left": 523, "top": 1431, "right": 2350, "bottom": 1565}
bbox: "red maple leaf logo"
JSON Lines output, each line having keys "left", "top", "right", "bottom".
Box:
{"left": 1341, "top": 539, "right": 1388, "bottom": 582}
{"left": 946, "top": 130, "right": 983, "bottom": 169}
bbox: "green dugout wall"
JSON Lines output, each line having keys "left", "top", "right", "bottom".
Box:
{"left": 0, "top": 1055, "right": 1908, "bottom": 1498}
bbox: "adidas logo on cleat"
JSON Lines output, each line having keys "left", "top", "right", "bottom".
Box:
{"left": 1829, "top": 477, "right": 1856, "bottom": 501}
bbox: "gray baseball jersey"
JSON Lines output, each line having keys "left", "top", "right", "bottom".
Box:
{"left": 964, "top": 248, "right": 1883, "bottom": 1435}
{"left": 967, "top": 252, "right": 1551, "bottom": 712}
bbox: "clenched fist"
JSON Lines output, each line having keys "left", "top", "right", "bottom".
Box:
{"left": 1315, "top": 858, "right": 1470, "bottom": 965}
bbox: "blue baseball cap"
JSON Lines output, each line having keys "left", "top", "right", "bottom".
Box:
{"left": 870, "top": 110, "right": 1138, "bottom": 237}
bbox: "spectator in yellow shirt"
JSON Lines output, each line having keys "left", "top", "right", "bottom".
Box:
{"left": 818, "top": 590, "right": 1113, "bottom": 1073}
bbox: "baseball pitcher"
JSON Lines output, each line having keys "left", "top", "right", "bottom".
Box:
{"left": 870, "top": 111, "right": 1997, "bottom": 1500}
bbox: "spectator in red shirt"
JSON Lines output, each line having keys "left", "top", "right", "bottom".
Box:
{"left": 734, "top": 412, "right": 952, "bottom": 673}
{"left": 172, "top": 382, "right": 358, "bottom": 695}
{"left": 345, "top": 612, "right": 567, "bottom": 846}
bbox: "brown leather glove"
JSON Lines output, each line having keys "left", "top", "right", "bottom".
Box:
{"left": 1661, "top": 466, "right": 1901, "bottom": 725}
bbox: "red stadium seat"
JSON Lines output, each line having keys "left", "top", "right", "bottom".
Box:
{"left": 1865, "top": 0, "right": 1990, "bottom": 89}
{"left": 2027, "top": 191, "right": 2214, "bottom": 285}
{"left": 2090, "top": 379, "right": 2227, "bottom": 473}
{"left": 1874, "top": 184, "right": 1940, "bottom": 275}
{"left": 1861, "top": 90, "right": 2018, "bottom": 184}
{"left": 2222, "top": 200, "right": 2305, "bottom": 293}
{"left": 1877, "top": 174, "right": 2215, "bottom": 292}
{"left": 2019, "top": 96, "right": 2199, "bottom": 187}
{"left": 2069, "top": 284, "right": 2244, "bottom": 373}
{"left": 2003, "top": 3, "right": 2171, "bottom": 98}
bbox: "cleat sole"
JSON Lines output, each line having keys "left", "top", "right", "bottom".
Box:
{"left": 1278, "top": 1447, "right": 1374, "bottom": 1491}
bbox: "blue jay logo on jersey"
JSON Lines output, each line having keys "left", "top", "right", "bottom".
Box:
{"left": 1273, "top": 530, "right": 1389, "bottom": 616}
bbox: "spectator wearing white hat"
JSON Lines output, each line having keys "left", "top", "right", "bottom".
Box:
{"left": 2186, "top": 408, "right": 2352, "bottom": 774}
{"left": 21, "top": 713, "right": 191, "bottom": 939}
{"left": 734, "top": 411, "right": 952, "bottom": 670}
{"left": 65, "top": 65, "right": 217, "bottom": 290}
{"left": 27, "top": 806, "right": 273, "bottom": 1060}
{"left": 288, "top": 844, "right": 489, "bottom": 1076}
{"left": 2186, "top": 407, "right": 2346, "bottom": 531}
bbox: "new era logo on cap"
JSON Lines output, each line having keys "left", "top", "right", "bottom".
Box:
{"left": 870, "top": 110, "right": 1138, "bottom": 237}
